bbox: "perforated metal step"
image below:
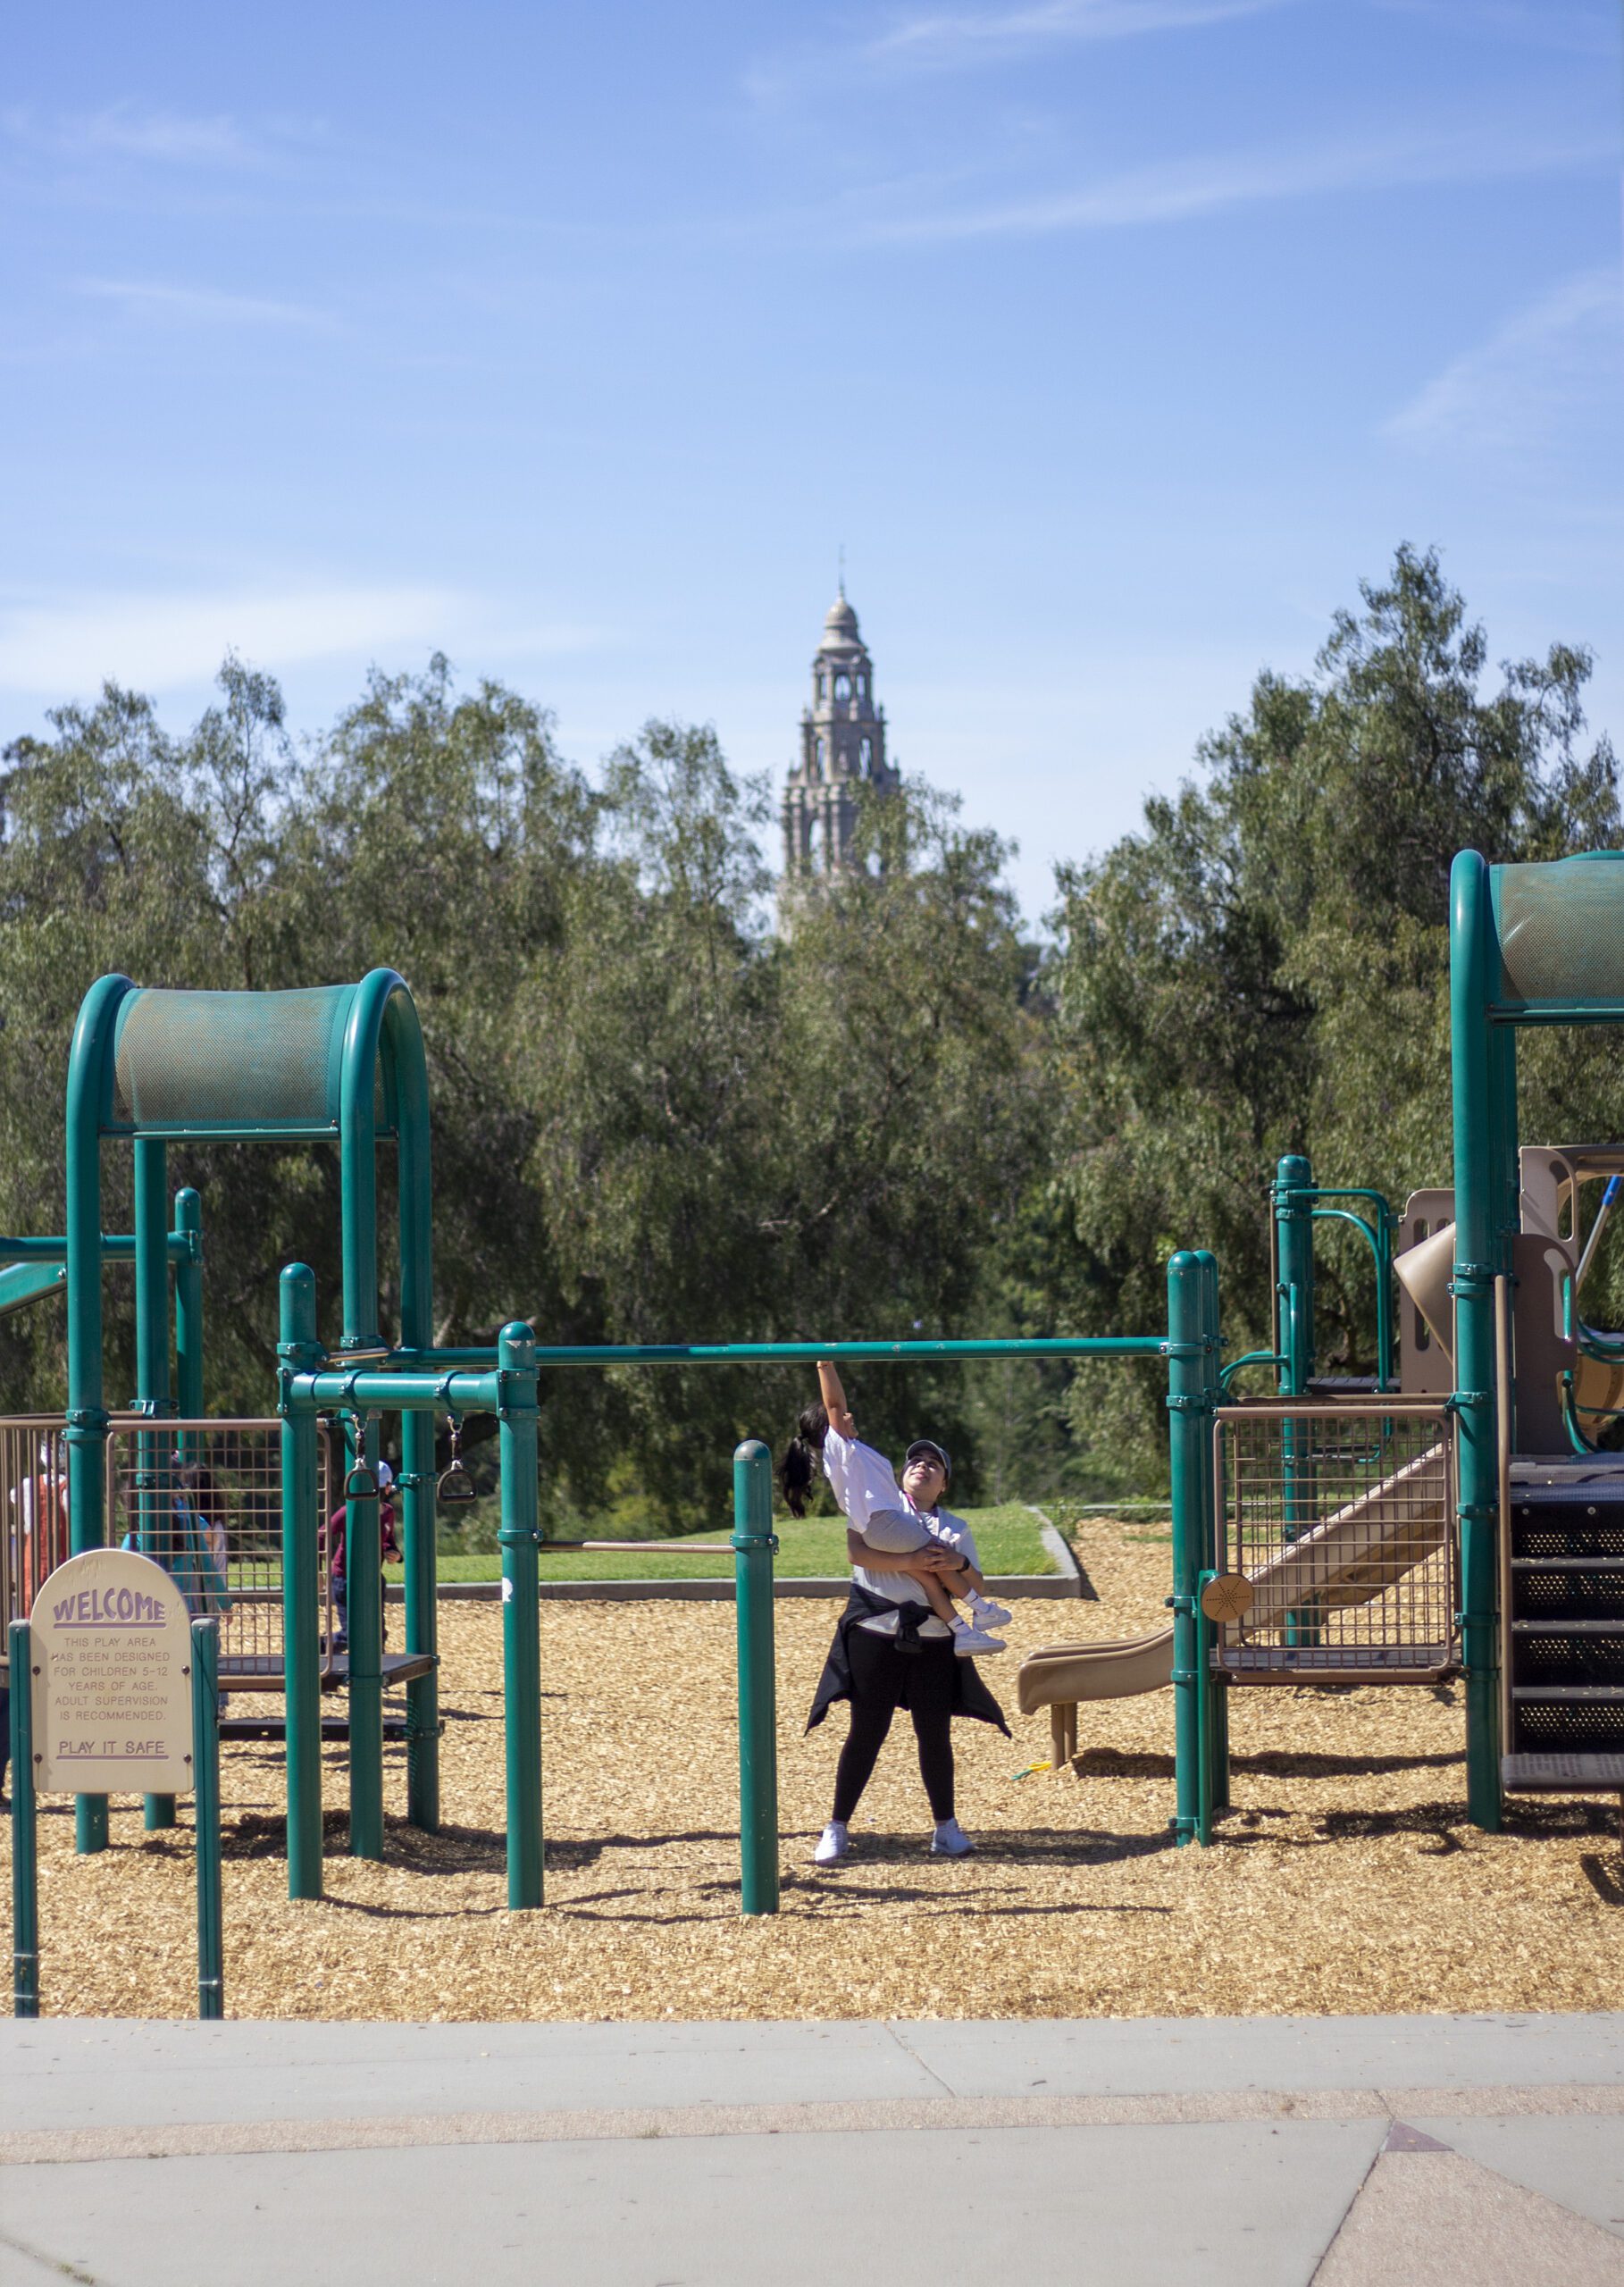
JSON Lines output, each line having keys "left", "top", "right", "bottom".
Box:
{"left": 1503, "top": 1752, "right": 1624, "bottom": 1792}
{"left": 1506, "top": 1466, "right": 1624, "bottom": 1756}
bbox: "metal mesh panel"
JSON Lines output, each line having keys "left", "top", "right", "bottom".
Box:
{"left": 105, "top": 1420, "right": 334, "bottom": 1687}
{"left": 112, "top": 985, "right": 352, "bottom": 1132}
{"left": 1512, "top": 1631, "right": 1624, "bottom": 1687}
{"left": 1515, "top": 1565, "right": 1624, "bottom": 1617}
{"left": 1514, "top": 1515, "right": 1624, "bottom": 1558}
{"left": 1515, "top": 1698, "right": 1624, "bottom": 1751}
{"left": 1214, "top": 1404, "right": 1457, "bottom": 1679}
{"left": 1, "top": 1419, "right": 71, "bottom": 1626}
{"left": 1494, "top": 859, "right": 1624, "bottom": 1009}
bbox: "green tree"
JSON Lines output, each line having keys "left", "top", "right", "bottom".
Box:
{"left": 1040, "top": 547, "right": 1619, "bottom": 1488}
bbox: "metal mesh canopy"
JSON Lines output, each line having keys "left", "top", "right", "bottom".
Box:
{"left": 1493, "top": 854, "right": 1624, "bottom": 1011}
{"left": 111, "top": 984, "right": 356, "bottom": 1135}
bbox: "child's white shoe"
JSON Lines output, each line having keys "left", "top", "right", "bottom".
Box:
{"left": 931, "top": 1818, "right": 974, "bottom": 1857}
{"left": 967, "top": 1590, "right": 1012, "bottom": 1628}
{"left": 814, "top": 1821, "right": 850, "bottom": 1865}
{"left": 950, "top": 1618, "right": 1007, "bottom": 1657}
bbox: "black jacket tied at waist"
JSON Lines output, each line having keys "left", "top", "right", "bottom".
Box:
{"left": 806, "top": 1582, "right": 1010, "bottom": 1736}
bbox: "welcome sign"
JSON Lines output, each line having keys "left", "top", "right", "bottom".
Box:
{"left": 29, "top": 1549, "right": 194, "bottom": 1794}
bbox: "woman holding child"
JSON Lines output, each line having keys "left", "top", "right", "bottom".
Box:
{"left": 781, "top": 1361, "right": 1011, "bottom": 1867}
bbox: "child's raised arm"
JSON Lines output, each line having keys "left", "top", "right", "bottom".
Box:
{"left": 816, "top": 1360, "right": 856, "bottom": 1439}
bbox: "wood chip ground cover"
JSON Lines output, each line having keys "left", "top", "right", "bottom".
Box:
{"left": 7, "top": 1520, "right": 1620, "bottom": 2023}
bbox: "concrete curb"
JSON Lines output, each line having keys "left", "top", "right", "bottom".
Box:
{"left": 388, "top": 1571, "right": 1082, "bottom": 1604}
{"left": 381, "top": 1509, "right": 1086, "bottom": 1604}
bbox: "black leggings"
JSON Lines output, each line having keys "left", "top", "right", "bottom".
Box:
{"left": 832, "top": 1625, "right": 957, "bottom": 1823}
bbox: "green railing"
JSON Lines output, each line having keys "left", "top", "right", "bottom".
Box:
{"left": 274, "top": 1272, "right": 1228, "bottom": 1914}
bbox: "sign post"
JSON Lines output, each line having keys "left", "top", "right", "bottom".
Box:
{"left": 8, "top": 1621, "right": 38, "bottom": 2018}
{"left": 12, "top": 1550, "right": 222, "bottom": 2017}
{"left": 191, "top": 1619, "right": 223, "bottom": 2020}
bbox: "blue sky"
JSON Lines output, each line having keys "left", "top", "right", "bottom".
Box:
{"left": 4, "top": 0, "right": 1620, "bottom": 922}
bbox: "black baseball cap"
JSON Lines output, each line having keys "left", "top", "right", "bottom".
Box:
{"left": 905, "top": 1438, "right": 951, "bottom": 1479}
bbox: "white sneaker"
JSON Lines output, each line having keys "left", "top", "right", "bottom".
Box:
{"left": 967, "top": 1591, "right": 1012, "bottom": 1628}
{"left": 814, "top": 1821, "right": 850, "bottom": 1865}
{"left": 950, "top": 1618, "right": 1008, "bottom": 1657}
{"left": 931, "top": 1818, "right": 974, "bottom": 1857}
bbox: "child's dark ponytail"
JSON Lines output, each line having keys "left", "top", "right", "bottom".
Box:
{"left": 778, "top": 1403, "right": 830, "bottom": 1520}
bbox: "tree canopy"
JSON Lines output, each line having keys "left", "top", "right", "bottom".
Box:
{"left": 0, "top": 549, "right": 1615, "bottom": 1512}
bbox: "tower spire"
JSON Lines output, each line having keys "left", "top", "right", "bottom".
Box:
{"left": 781, "top": 586, "right": 896, "bottom": 888}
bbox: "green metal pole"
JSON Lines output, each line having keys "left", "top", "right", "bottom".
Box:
{"left": 135, "top": 1139, "right": 178, "bottom": 1833}
{"left": 173, "top": 1189, "right": 205, "bottom": 1435}
{"left": 389, "top": 989, "right": 440, "bottom": 1835}
{"left": 1195, "top": 1250, "right": 1228, "bottom": 1820}
{"left": 1275, "top": 1154, "right": 1315, "bottom": 1395}
{"left": 1451, "top": 850, "right": 1504, "bottom": 1830}
{"left": 1275, "top": 1154, "right": 1319, "bottom": 1649}
{"left": 190, "top": 1619, "right": 224, "bottom": 2019}
{"left": 278, "top": 1266, "right": 324, "bottom": 1899}
{"left": 398, "top": 1336, "right": 1181, "bottom": 1370}
{"left": 1168, "top": 1251, "right": 1208, "bottom": 1847}
{"left": 732, "top": 1440, "right": 780, "bottom": 1914}
{"left": 498, "top": 1324, "right": 543, "bottom": 1909}
{"left": 1310, "top": 1208, "right": 1394, "bottom": 1390}
{"left": 10, "top": 1621, "right": 39, "bottom": 2017}
{"left": 344, "top": 1410, "right": 384, "bottom": 1861}
{"left": 65, "top": 974, "right": 135, "bottom": 1856}
{"left": 399, "top": 1406, "right": 439, "bottom": 1833}
{"left": 338, "top": 975, "right": 387, "bottom": 1355}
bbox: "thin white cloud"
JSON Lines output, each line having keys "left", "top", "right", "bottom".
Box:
{"left": 3, "top": 102, "right": 328, "bottom": 170}
{"left": 4, "top": 104, "right": 253, "bottom": 167}
{"left": 76, "top": 108, "right": 251, "bottom": 164}
{"left": 858, "top": 123, "right": 1614, "bottom": 241}
{"left": 747, "top": 0, "right": 1287, "bottom": 98}
{"left": 870, "top": 0, "right": 1289, "bottom": 65}
{"left": 77, "top": 280, "right": 339, "bottom": 331}
{"left": 1385, "top": 269, "right": 1624, "bottom": 456}
{"left": 0, "top": 587, "right": 606, "bottom": 698}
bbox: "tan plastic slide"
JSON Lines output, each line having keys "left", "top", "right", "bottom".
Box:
{"left": 1018, "top": 1442, "right": 1451, "bottom": 1760}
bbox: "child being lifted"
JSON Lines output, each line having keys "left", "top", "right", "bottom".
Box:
{"left": 779, "top": 1360, "right": 1010, "bottom": 1656}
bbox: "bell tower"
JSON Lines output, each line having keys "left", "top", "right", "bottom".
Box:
{"left": 781, "top": 588, "right": 897, "bottom": 880}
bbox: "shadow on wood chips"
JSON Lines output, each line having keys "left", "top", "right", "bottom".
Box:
{"left": 4, "top": 1520, "right": 1620, "bottom": 2022}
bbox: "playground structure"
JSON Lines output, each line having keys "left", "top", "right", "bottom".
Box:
{"left": 5, "top": 845, "right": 1624, "bottom": 2004}
{"left": 1020, "top": 849, "right": 1624, "bottom": 1834}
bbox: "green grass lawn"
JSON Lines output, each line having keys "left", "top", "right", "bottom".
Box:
{"left": 386, "top": 1503, "right": 1061, "bottom": 1584}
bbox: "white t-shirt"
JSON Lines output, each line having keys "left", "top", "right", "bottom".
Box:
{"left": 821, "top": 1427, "right": 980, "bottom": 1636}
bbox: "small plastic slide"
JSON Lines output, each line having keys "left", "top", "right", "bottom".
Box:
{"left": 1017, "top": 1443, "right": 1451, "bottom": 1760}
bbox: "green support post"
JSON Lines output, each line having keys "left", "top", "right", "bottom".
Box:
{"left": 732, "top": 1440, "right": 780, "bottom": 1914}
{"left": 344, "top": 1411, "right": 385, "bottom": 1861}
{"left": 1275, "top": 1154, "right": 1320, "bottom": 1649}
{"left": 135, "top": 1138, "right": 178, "bottom": 1833}
{"left": 1195, "top": 1249, "right": 1229, "bottom": 1819}
{"left": 400, "top": 1404, "right": 439, "bottom": 1834}
{"left": 498, "top": 1324, "right": 543, "bottom": 1909}
{"left": 173, "top": 1188, "right": 204, "bottom": 1434}
{"left": 191, "top": 1619, "right": 224, "bottom": 2019}
{"left": 1274, "top": 1153, "right": 1316, "bottom": 1396}
{"left": 1168, "top": 1251, "right": 1209, "bottom": 1847}
{"left": 1450, "top": 851, "right": 1504, "bottom": 1830}
{"left": 10, "top": 1621, "right": 39, "bottom": 2017}
{"left": 393, "top": 1001, "right": 440, "bottom": 1837}
{"left": 65, "top": 974, "right": 134, "bottom": 1856}
{"left": 278, "top": 1266, "right": 324, "bottom": 1899}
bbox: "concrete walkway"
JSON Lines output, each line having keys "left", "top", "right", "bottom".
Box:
{"left": 2, "top": 2015, "right": 1620, "bottom": 2286}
